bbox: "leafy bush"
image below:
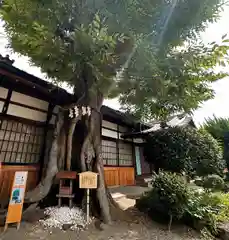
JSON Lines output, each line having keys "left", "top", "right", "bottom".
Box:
{"left": 185, "top": 191, "right": 229, "bottom": 234}
{"left": 194, "top": 178, "right": 204, "bottom": 187}
{"left": 185, "top": 191, "right": 219, "bottom": 234}
{"left": 201, "top": 116, "right": 229, "bottom": 179}
{"left": 137, "top": 171, "right": 229, "bottom": 235}
{"left": 201, "top": 116, "right": 229, "bottom": 147}
{"left": 144, "top": 127, "right": 225, "bottom": 177}
{"left": 200, "top": 228, "right": 215, "bottom": 240}
{"left": 202, "top": 174, "right": 225, "bottom": 191}
{"left": 136, "top": 171, "right": 189, "bottom": 225}
{"left": 224, "top": 182, "right": 229, "bottom": 192}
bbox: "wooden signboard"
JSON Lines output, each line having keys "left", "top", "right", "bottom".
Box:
{"left": 79, "top": 171, "right": 98, "bottom": 189}
{"left": 79, "top": 171, "right": 98, "bottom": 222}
{"left": 4, "top": 171, "right": 28, "bottom": 231}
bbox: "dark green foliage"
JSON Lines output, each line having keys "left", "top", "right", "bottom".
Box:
{"left": 201, "top": 116, "right": 229, "bottom": 145}
{"left": 185, "top": 191, "right": 229, "bottom": 235}
{"left": 194, "top": 178, "right": 204, "bottom": 187}
{"left": 137, "top": 172, "right": 229, "bottom": 235}
{"left": 144, "top": 127, "right": 224, "bottom": 177}
{"left": 201, "top": 116, "right": 229, "bottom": 175}
{"left": 185, "top": 191, "right": 219, "bottom": 234}
{"left": 136, "top": 171, "right": 189, "bottom": 222}
{"left": 202, "top": 174, "right": 225, "bottom": 191}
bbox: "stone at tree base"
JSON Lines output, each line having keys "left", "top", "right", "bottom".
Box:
{"left": 22, "top": 208, "right": 45, "bottom": 223}
{"left": 99, "top": 222, "right": 110, "bottom": 230}
{"left": 94, "top": 220, "right": 111, "bottom": 231}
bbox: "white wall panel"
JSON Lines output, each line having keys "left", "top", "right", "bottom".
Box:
{"left": 102, "top": 128, "right": 118, "bottom": 139}
{"left": 102, "top": 120, "right": 117, "bottom": 131}
{"left": 133, "top": 138, "right": 144, "bottom": 143}
{"left": 0, "top": 87, "right": 8, "bottom": 99}
{"left": 7, "top": 103, "right": 47, "bottom": 122}
{"left": 11, "top": 91, "right": 49, "bottom": 111}
{"left": 0, "top": 100, "right": 4, "bottom": 112}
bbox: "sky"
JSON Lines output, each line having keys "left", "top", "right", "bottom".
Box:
{"left": 1, "top": 5, "right": 229, "bottom": 126}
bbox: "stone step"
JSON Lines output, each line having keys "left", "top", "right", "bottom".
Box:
{"left": 111, "top": 192, "right": 126, "bottom": 200}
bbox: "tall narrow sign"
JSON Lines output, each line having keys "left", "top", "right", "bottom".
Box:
{"left": 79, "top": 171, "right": 98, "bottom": 222}
{"left": 4, "top": 171, "right": 28, "bottom": 231}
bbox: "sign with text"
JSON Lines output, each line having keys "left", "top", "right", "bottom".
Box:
{"left": 5, "top": 171, "right": 28, "bottom": 227}
{"left": 79, "top": 171, "right": 98, "bottom": 189}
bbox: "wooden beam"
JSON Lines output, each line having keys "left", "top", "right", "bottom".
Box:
{"left": 2, "top": 87, "right": 12, "bottom": 114}
{"left": 0, "top": 69, "right": 51, "bottom": 96}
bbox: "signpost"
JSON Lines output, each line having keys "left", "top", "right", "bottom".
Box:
{"left": 4, "top": 171, "right": 28, "bottom": 231}
{"left": 79, "top": 171, "right": 98, "bottom": 222}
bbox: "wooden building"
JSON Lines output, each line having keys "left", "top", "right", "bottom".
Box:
{"left": 0, "top": 56, "right": 149, "bottom": 207}
{"left": 101, "top": 106, "right": 149, "bottom": 186}
{"left": 0, "top": 56, "right": 73, "bottom": 207}
{"left": 122, "top": 114, "right": 196, "bottom": 183}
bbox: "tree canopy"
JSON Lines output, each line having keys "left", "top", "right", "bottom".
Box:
{"left": 201, "top": 115, "right": 229, "bottom": 145}
{"left": 1, "top": 0, "right": 229, "bottom": 114}
{"left": 201, "top": 116, "right": 229, "bottom": 175}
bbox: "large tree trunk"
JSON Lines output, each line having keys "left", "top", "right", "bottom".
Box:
{"left": 25, "top": 113, "right": 64, "bottom": 202}
{"left": 23, "top": 94, "right": 122, "bottom": 224}
{"left": 66, "top": 117, "right": 80, "bottom": 170}
{"left": 92, "top": 110, "right": 112, "bottom": 224}
{"left": 79, "top": 96, "right": 119, "bottom": 224}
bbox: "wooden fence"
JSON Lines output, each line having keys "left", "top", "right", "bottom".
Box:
{"left": 104, "top": 167, "right": 135, "bottom": 186}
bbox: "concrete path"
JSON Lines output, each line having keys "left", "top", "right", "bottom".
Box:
{"left": 109, "top": 186, "right": 150, "bottom": 198}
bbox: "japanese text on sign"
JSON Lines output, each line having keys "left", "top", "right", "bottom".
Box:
{"left": 79, "top": 171, "right": 98, "bottom": 189}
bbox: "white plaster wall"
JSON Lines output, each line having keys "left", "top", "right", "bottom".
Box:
{"left": 7, "top": 103, "right": 47, "bottom": 122}
{"left": 133, "top": 138, "right": 144, "bottom": 143}
{"left": 0, "top": 100, "right": 4, "bottom": 112}
{"left": 11, "top": 91, "right": 49, "bottom": 111}
{"left": 102, "top": 128, "right": 118, "bottom": 139}
{"left": 0, "top": 87, "right": 8, "bottom": 99}
{"left": 102, "top": 120, "right": 117, "bottom": 131}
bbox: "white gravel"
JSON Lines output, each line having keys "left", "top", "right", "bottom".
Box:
{"left": 39, "top": 206, "right": 91, "bottom": 231}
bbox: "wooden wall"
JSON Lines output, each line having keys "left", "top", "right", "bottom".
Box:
{"left": 104, "top": 167, "right": 135, "bottom": 186}
{"left": 0, "top": 164, "right": 40, "bottom": 208}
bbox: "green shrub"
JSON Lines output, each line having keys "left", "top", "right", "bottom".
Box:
{"left": 144, "top": 127, "right": 225, "bottom": 177}
{"left": 202, "top": 174, "right": 225, "bottom": 191}
{"left": 224, "top": 182, "right": 229, "bottom": 192}
{"left": 194, "top": 178, "right": 204, "bottom": 187}
{"left": 136, "top": 171, "right": 189, "bottom": 225}
{"left": 200, "top": 228, "right": 215, "bottom": 240}
{"left": 185, "top": 191, "right": 229, "bottom": 235}
{"left": 137, "top": 171, "right": 229, "bottom": 235}
{"left": 185, "top": 191, "right": 219, "bottom": 234}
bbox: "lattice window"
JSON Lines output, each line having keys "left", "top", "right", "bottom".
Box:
{"left": 119, "top": 141, "right": 133, "bottom": 166}
{"left": 0, "top": 119, "right": 44, "bottom": 164}
{"left": 102, "top": 140, "right": 118, "bottom": 166}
